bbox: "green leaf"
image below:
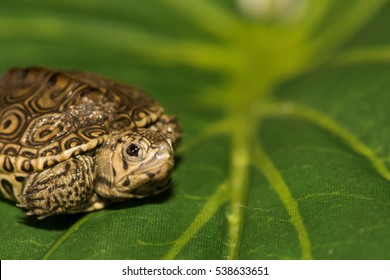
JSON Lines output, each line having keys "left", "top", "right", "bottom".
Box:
{"left": 1, "top": 0, "right": 390, "bottom": 259}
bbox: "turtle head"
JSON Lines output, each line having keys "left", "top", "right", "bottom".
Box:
{"left": 95, "top": 128, "right": 174, "bottom": 199}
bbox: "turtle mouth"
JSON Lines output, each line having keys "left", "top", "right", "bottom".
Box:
{"left": 116, "top": 160, "right": 173, "bottom": 196}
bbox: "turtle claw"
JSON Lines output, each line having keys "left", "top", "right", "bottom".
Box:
{"left": 24, "top": 210, "right": 48, "bottom": 220}
{"left": 28, "top": 211, "right": 49, "bottom": 219}
{"left": 16, "top": 203, "right": 28, "bottom": 208}
{"left": 25, "top": 211, "right": 35, "bottom": 216}
{"left": 16, "top": 202, "right": 46, "bottom": 219}
{"left": 17, "top": 200, "right": 48, "bottom": 218}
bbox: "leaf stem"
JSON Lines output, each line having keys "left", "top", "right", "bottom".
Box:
{"left": 226, "top": 117, "right": 253, "bottom": 259}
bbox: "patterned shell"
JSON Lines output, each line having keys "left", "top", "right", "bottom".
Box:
{"left": 0, "top": 67, "right": 163, "bottom": 175}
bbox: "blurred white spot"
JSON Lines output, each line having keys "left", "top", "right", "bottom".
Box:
{"left": 328, "top": 249, "right": 334, "bottom": 255}
{"left": 236, "top": 0, "right": 307, "bottom": 22}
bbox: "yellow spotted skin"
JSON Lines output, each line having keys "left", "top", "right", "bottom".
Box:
{"left": 0, "top": 67, "right": 180, "bottom": 217}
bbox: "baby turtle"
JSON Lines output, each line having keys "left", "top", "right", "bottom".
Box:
{"left": 0, "top": 67, "right": 180, "bottom": 219}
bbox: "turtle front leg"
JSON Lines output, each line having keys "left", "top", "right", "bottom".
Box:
{"left": 18, "top": 155, "right": 97, "bottom": 219}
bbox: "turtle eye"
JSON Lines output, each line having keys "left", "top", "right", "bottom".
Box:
{"left": 126, "top": 143, "right": 143, "bottom": 159}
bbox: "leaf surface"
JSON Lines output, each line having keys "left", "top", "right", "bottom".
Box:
{"left": 1, "top": 0, "right": 390, "bottom": 259}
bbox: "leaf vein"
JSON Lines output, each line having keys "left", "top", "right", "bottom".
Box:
{"left": 41, "top": 213, "right": 93, "bottom": 260}
{"left": 279, "top": 103, "right": 390, "bottom": 182}
{"left": 162, "top": 181, "right": 229, "bottom": 259}
{"left": 254, "top": 141, "right": 313, "bottom": 260}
